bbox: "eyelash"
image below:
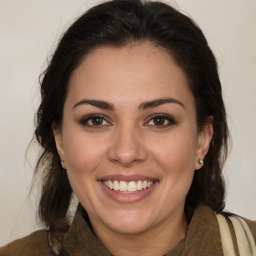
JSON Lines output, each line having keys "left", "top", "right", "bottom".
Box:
{"left": 79, "top": 113, "right": 177, "bottom": 129}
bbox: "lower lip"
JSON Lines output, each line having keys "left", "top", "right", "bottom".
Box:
{"left": 98, "top": 181, "right": 158, "bottom": 203}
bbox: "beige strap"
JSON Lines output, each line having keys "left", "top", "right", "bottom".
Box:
{"left": 230, "top": 216, "right": 256, "bottom": 256}
{"left": 217, "top": 213, "right": 256, "bottom": 256}
{"left": 216, "top": 214, "right": 237, "bottom": 255}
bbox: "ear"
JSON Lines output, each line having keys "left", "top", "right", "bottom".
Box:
{"left": 195, "top": 117, "right": 213, "bottom": 170}
{"left": 52, "top": 123, "right": 65, "bottom": 168}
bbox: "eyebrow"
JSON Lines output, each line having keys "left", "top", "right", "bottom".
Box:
{"left": 72, "top": 99, "right": 115, "bottom": 110}
{"left": 72, "top": 98, "right": 184, "bottom": 111}
{"left": 138, "top": 98, "right": 185, "bottom": 110}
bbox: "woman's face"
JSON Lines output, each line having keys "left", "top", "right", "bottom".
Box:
{"left": 53, "top": 42, "right": 212, "bottom": 235}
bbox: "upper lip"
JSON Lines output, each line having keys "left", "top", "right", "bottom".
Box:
{"left": 98, "top": 175, "right": 158, "bottom": 182}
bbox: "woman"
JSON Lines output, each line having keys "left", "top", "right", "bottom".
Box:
{"left": 1, "top": 0, "right": 255, "bottom": 255}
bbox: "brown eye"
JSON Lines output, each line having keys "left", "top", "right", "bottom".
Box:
{"left": 152, "top": 117, "right": 167, "bottom": 126}
{"left": 91, "top": 117, "right": 104, "bottom": 125}
{"left": 80, "top": 114, "right": 110, "bottom": 127}
{"left": 146, "top": 114, "right": 177, "bottom": 128}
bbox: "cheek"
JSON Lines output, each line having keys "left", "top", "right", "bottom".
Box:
{"left": 148, "top": 129, "right": 197, "bottom": 193}
{"left": 62, "top": 132, "right": 109, "bottom": 209}
{"left": 63, "top": 131, "right": 107, "bottom": 177}
{"left": 149, "top": 129, "right": 198, "bottom": 171}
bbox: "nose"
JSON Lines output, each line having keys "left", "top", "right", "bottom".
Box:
{"left": 107, "top": 126, "right": 147, "bottom": 167}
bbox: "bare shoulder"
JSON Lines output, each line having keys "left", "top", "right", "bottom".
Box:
{"left": 243, "top": 218, "right": 256, "bottom": 243}
{"left": 0, "top": 229, "right": 52, "bottom": 256}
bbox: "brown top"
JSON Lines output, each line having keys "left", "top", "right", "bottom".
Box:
{"left": 0, "top": 205, "right": 255, "bottom": 256}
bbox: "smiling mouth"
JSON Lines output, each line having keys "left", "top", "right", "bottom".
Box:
{"left": 102, "top": 180, "right": 154, "bottom": 193}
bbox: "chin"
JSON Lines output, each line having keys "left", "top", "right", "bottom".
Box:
{"left": 108, "top": 221, "right": 151, "bottom": 235}
{"left": 102, "top": 210, "right": 155, "bottom": 235}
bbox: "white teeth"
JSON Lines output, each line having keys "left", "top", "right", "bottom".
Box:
{"left": 103, "top": 180, "right": 154, "bottom": 193}
{"left": 114, "top": 180, "right": 119, "bottom": 190}
{"left": 137, "top": 180, "right": 143, "bottom": 190}
{"left": 142, "top": 181, "right": 148, "bottom": 189}
{"left": 108, "top": 180, "right": 113, "bottom": 189}
{"left": 120, "top": 181, "right": 127, "bottom": 192}
{"left": 128, "top": 181, "right": 137, "bottom": 192}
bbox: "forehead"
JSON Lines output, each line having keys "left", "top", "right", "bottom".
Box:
{"left": 67, "top": 42, "right": 194, "bottom": 108}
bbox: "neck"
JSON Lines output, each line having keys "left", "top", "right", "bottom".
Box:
{"left": 91, "top": 212, "right": 187, "bottom": 256}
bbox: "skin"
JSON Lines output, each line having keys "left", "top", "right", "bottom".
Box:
{"left": 53, "top": 42, "right": 213, "bottom": 256}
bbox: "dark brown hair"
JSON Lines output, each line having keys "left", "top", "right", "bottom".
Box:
{"left": 35, "top": 0, "right": 228, "bottom": 232}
